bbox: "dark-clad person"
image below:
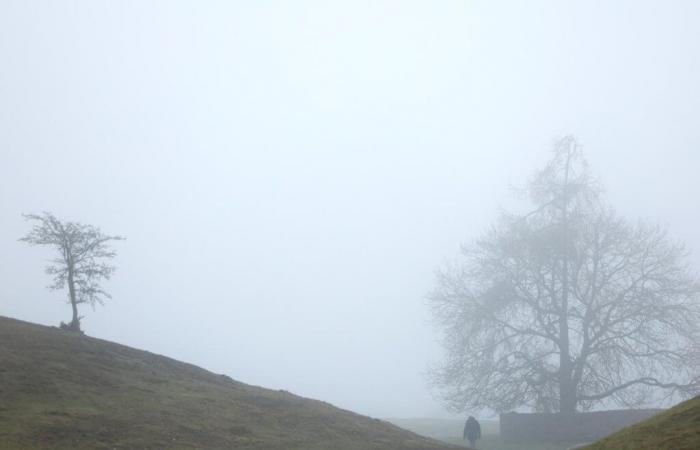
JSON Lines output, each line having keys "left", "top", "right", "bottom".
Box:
{"left": 463, "top": 415, "right": 481, "bottom": 448}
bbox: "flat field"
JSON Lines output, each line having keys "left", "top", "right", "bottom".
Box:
{"left": 386, "top": 418, "right": 582, "bottom": 450}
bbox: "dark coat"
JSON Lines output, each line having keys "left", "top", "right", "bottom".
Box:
{"left": 463, "top": 416, "right": 481, "bottom": 443}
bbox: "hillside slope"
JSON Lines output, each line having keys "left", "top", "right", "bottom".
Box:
{"left": 583, "top": 396, "right": 700, "bottom": 450}
{"left": 0, "top": 317, "right": 459, "bottom": 450}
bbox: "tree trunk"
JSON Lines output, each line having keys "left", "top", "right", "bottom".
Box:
{"left": 67, "top": 262, "right": 80, "bottom": 331}
{"left": 558, "top": 145, "right": 576, "bottom": 413}
{"left": 559, "top": 376, "right": 577, "bottom": 413}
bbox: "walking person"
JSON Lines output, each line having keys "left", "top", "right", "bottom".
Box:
{"left": 463, "top": 415, "right": 481, "bottom": 448}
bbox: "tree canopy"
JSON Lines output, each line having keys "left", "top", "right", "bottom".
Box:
{"left": 430, "top": 137, "right": 700, "bottom": 413}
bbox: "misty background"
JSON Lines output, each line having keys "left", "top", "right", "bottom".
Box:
{"left": 1, "top": 1, "right": 699, "bottom": 418}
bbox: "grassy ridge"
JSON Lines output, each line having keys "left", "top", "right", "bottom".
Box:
{"left": 0, "top": 316, "right": 460, "bottom": 450}
{"left": 582, "top": 396, "right": 700, "bottom": 450}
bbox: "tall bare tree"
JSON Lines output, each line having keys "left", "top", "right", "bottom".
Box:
{"left": 430, "top": 137, "right": 700, "bottom": 413}
{"left": 20, "top": 212, "right": 124, "bottom": 332}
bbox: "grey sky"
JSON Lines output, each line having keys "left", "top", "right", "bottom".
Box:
{"left": 1, "top": 1, "right": 699, "bottom": 418}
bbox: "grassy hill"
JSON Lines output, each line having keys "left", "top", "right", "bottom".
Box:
{"left": 0, "top": 316, "right": 460, "bottom": 450}
{"left": 583, "top": 396, "right": 700, "bottom": 450}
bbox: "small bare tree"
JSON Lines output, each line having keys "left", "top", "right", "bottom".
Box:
{"left": 430, "top": 137, "right": 700, "bottom": 413}
{"left": 20, "top": 212, "right": 124, "bottom": 332}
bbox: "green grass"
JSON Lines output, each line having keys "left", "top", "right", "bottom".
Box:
{"left": 0, "top": 316, "right": 461, "bottom": 450}
{"left": 582, "top": 396, "right": 700, "bottom": 450}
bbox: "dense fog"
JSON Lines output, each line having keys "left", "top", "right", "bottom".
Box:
{"left": 1, "top": 1, "right": 699, "bottom": 418}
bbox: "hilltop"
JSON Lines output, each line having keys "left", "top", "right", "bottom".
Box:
{"left": 583, "top": 395, "right": 700, "bottom": 450}
{"left": 0, "top": 316, "right": 459, "bottom": 450}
